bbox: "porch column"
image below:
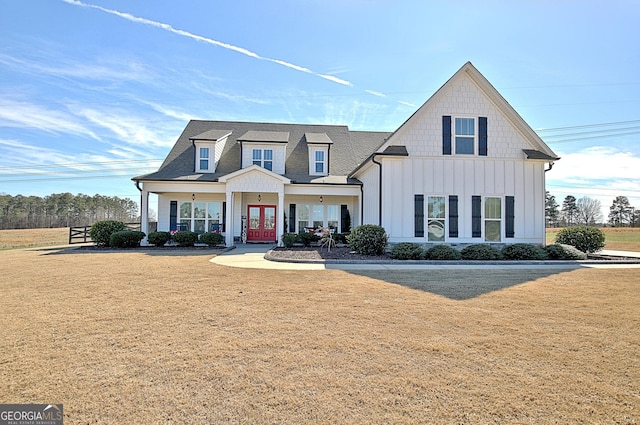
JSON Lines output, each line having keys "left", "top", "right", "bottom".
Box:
{"left": 277, "top": 190, "right": 285, "bottom": 246}
{"left": 225, "top": 191, "right": 234, "bottom": 247}
{"left": 140, "top": 188, "right": 150, "bottom": 246}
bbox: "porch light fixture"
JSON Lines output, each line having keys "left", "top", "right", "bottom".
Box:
{"left": 258, "top": 194, "right": 262, "bottom": 202}
{"left": 319, "top": 196, "right": 323, "bottom": 203}
{"left": 192, "top": 193, "right": 195, "bottom": 201}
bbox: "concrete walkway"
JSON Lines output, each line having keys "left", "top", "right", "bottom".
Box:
{"left": 210, "top": 245, "right": 640, "bottom": 270}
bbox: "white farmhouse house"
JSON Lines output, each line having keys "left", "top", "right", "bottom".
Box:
{"left": 133, "top": 62, "right": 559, "bottom": 247}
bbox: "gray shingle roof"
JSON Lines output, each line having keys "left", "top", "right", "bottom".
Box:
{"left": 523, "top": 149, "right": 560, "bottom": 161}
{"left": 134, "top": 121, "right": 391, "bottom": 184}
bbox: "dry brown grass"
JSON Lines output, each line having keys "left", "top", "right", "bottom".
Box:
{"left": 0, "top": 227, "right": 69, "bottom": 250}
{"left": 1, "top": 248, "right": 639, "bottom": 424}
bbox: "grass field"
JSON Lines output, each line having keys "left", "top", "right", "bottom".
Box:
{"left": 0, "top": 227, "right": 69, "bottom": 250}
{"left": 0, "top": 247, "right": 638, "bottom": 423}
{"left": 546, "top": 227, "right": 640, "bottom": 251}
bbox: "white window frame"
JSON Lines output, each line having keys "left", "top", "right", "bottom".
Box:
{"left": 178, "top": 201, "right": 223, "bottom": 234}
{"left": 427, "top": 196, "right": 446, "bottom": 241}
{"left": 454, "top": 117, "right": 476, "bottom": 155}
{"left": 484, "top": 196, "right": 502, "bottom": 242}
{"left": 296, "top": 203, "right": 340, "bottom": 232}
{"left": 252, "top": 148, "right": 273, "bottom": 171}
{"left": 195, "top": 142, "right": 215, "bottom": 173}
{"left": 309, "top": 147, "right": 329, "bottom": 176}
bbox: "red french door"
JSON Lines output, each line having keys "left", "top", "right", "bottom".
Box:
{"left": 247, "top": 205, "right": 276, "bottom": 242}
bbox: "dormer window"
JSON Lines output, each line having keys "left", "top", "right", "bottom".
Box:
{"left": 191, "top": 129, "right": 232, "bottom": 173}
{"left": 199, "top": 147, "right": 210, "bottom": 171}
{"left": 252, "top": 148, "right": 273, "bottom": 171}
{"left": 306, "top": 133, "right": 332, "bottom": 176}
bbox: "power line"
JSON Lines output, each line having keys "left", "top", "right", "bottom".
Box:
{"left": 0, "top": 159, "right": 162, "bottom": 171}
{"left": 536, "top": 119, "right": 640, "bottom": 133}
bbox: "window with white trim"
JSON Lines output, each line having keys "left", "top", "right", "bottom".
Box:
{"left": 199, "top": 147, "right": 209, "bottom": 171}
{"left": 309, "top": 147, "right": 328, "bottom": 175}
{"left": 455, "top": 117, "right": 475, "bottom": 155}
{"left": 484, "top": 197, "right": 502, "bottom": 242}
{"left": 179, "top": 201, "right": 222, "bottom": 234}
{"left": 427, "top": 196, "right": 446, "bottom": 241}
{"left": 252, "top": 149, "right": 273, "bottom": 171}
{"left": 296, "top": 203, "right": 340, "bottom": 232}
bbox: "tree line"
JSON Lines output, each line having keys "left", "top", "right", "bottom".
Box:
{"left": 546, "top": 192, "right": 639, "bottom": 227}
{"left": 0, "top": 193, "right": 139, "bottom": 230}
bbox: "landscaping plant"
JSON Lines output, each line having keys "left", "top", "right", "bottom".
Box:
{"left": 425, "top": 244, "right": 462, "bottom": 260}
{"left": 555, "top": 226, "right": 605, "bottom": 254}
{"left": 109, "top": 230, "right": 146, "bottom": 248}
{"left": 390, "top": 243, "right": 424, "bottom": 260}
{"left": 461, "top": 244, "right": 503, "bottom": 260}
{"left": 348, "top": 224, "right": 388, "bottom": 256}
{"left": 172, "top": 231, "right": 199, "bottom": 247}
{"left": 147, "top": 231, "right": 171, "bottom": 247}
{"left": 89, "top": 220, "right": 127, "bottom": 247}
{"left": 199, "top": 232, "right": 224, "bottom": 247}
{"left": 501, "top": 243, "right": 548, "bottom": 260}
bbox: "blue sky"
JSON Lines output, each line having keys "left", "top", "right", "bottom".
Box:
{"left": 1, "top": 0, "right": 639, "bottom": 219}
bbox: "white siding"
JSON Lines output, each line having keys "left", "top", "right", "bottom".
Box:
{"left": 358, "top": 164, "right": 380, "bottom": 225}
{"left": 241, "top": 143, "right": 286, "bottom": 174}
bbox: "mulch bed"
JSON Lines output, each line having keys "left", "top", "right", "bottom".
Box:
{"left": 269, "top": 246, "right": 391, "bottom": 261}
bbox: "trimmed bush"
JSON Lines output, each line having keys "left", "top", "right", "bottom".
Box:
{"left": 461, "top": 244, "right": 503, "bottom": 260}
{"left": 426, "top": 244, "right": 462, "bottom": 260}
{"left": 298, "top": 231, "right": 318, "bottom": 247}
{"left": 172, "top": 231, "right": 199, "bottom": 247}
{"left": 390, "top": 243, "right": 424, "bottom": 260}
{"left": 109, "top": 230, "right": 145, "bottom": 248}
{"left": 502, "top": 243, "right": 548, "bottom": 260}
{"left": 89, "top": 220, "right": 127, "bottom": 247}
{"left": 281, "top": 233, "right": 299, "bottom": 248}
{"left": 147, "top": 231, "right": 171, "bottom": 247}
{"left": 545, "top": 243, "right": 587, "bottom": 260}
{"left": 200, "top": 232, "right": 224, "bottom": 246}
{"left": 347, "top": 224, "right": 388, "bottom": 256}
{"left": 555, "top": 226, "right": 605, "bottom": 254}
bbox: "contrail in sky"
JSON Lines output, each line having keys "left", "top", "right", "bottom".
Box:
{"left": 62, "top": 0, "right": 353, "bottom": 86}
{"left": 62, "top": 0, "right": 419, "bottom": 107}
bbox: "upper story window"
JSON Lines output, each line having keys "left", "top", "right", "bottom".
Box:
{"left": 314, "top": 150, "right": 326, "bottom": 174}
{"left": 253, "top": 149, "right": 273, "bottom": 171}
{"left": 443, "top": 116, "right": 487, "bottom": 156}
{"left": 199, "top": 147, "right": 210, "bottom": 171}
{"left": 195, "top": 143, "right": 214, "bottom": 173}
{"left": 455, "top": 117, "right": 475, "bottom": 155}
{"left": 309, "top": 147, "right": 329, "bottom": 176}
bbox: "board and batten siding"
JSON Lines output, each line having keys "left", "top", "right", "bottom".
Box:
{"left": 357, "top": 163, "right": 381, "bottom": 226}
{"left": 380, "top": 156, "right": 546, "bottom": 243}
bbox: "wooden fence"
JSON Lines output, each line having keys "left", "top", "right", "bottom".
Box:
{"left": 68, "top": 222, "right": 149, "bottom": 244}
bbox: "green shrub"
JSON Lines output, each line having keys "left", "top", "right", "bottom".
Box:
{"left": 298, "top": 231, "right": 318, "bottom": 247}
{"left": 390, "top": 243, "right": 424, "bottom": 260}
{"left": 334, "top": 232, "right": 350, "bottom": 245}
{"left": 425, "top": 244, "right": 462, "bottom": 260}
{"left": 109, "top": 230, "right": 145, "bottom": 248}
{"left": 502, "top": 243, "right": 548, "bottom": 260}
{"left": 172, "top": 231, "right": 199, "bottom": 247}
{"left": 461, "top": 244, "right": 503, "bottom": 260}
{"left": 555, "top": 226, "right": 605, "bottom": 254}
{"left": 545, "top": 243, "right": 587, "bottom": 260}
{"left": 347, "top": 224, "right": 388, "bottom": 256}
{"left": 147, "top": 231, "right": 171, "bottom": 247}
{"left": 89, "top": 220, "right": 127, "bottom": 247}
{"left": 199, "top": 232, "right": 224, "bottom": 246}
{"left": 281, "top": 233, "right": 299, "bottom": 248}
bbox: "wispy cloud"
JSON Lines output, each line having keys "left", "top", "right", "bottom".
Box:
{"left": 365, "top": 90, "right": 386, "bottom": 97}
{"left": 63, "top": 0, "right": 354, "bottom": 87}
{"left": 0, "top": 100, "right": 99, "bottom": 140}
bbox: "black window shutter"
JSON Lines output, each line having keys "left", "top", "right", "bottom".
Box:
{"left": 479, "top": 117, "right": 488, "bottom": 156}
{"left": 472, "top": 196, "right": 482, "bottom": 238}
{"left": 289, "top": 204, "right": 296, "bottom": 233}
{"left": 340, "top": 204, "right": 349, "bottom": 232}
{"left": 414, "top": 195, "right": 424, "bottom": 237}
{"left": 506, "top": 196, "right": 515, "bottom": 238}
{"left": 169, "top": 201, "right": 177, "bottom": 231}
{"left": 222, "top": 201, "right": 227, "bottom": 232}
{"left": 442, "top": 116, "right": 452, "bottom": 155}
{"left": 449, "top": 195, "right": 459, "bottom": 238}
